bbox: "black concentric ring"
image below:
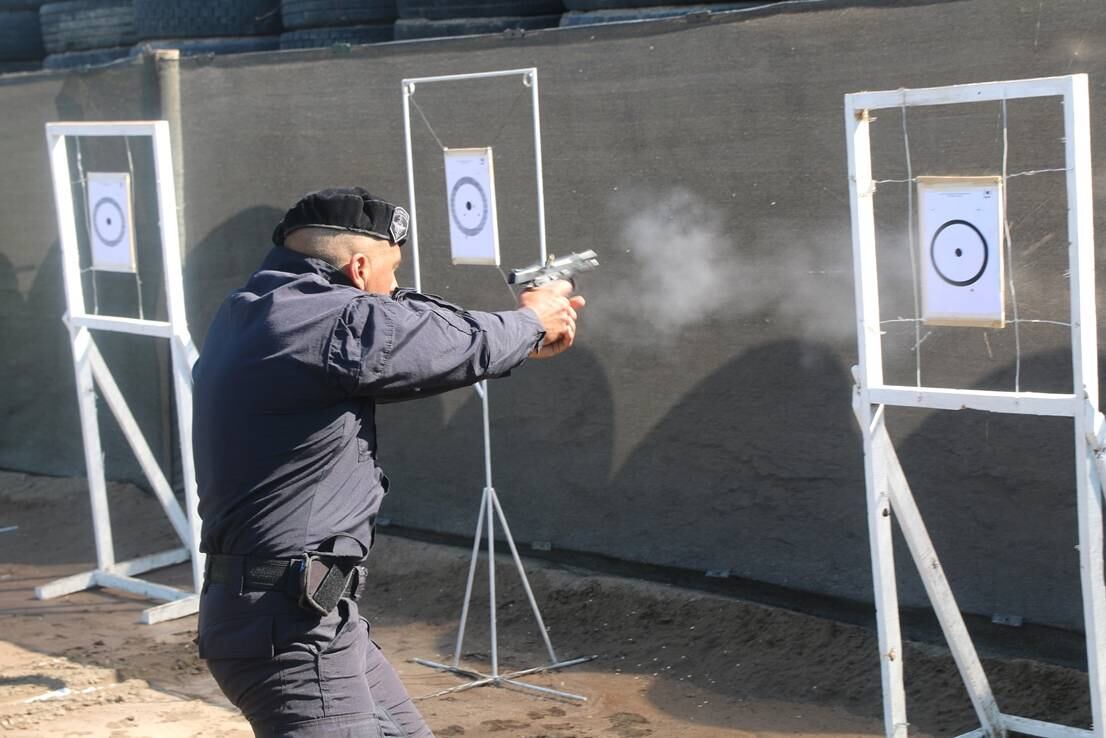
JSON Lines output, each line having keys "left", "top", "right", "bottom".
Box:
{"left": 929, "top": 219, "right": 988, "bottom": 287}
{"left": 449, "top": 176, "right": 488, "bottom": 237}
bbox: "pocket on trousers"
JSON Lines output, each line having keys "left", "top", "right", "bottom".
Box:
{"left": 198, "top": 615, "right": 275, "bottom": 660}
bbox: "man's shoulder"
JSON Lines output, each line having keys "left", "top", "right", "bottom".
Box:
{"left": 229, "top": 268, "right": 366, "bottom": 316}
{"left": 390, "top": 288, "right": 466, "bottom": 314}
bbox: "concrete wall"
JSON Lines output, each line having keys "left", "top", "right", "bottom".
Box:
{"left": 2, "top": 0, "right": 1105, "bottom": 630}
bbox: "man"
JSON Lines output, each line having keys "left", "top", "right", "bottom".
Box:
{"left": 192, "top": 187, "right": 585, "bottom": 737}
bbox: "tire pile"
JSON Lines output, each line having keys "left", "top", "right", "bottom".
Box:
{"left": 132, "top": 0, "right": 282, "bottom": 59}
{"left": 0, "top": 0, "right": 779, "bottom": 76}
{"left": 560, "top": 1, "right": 769, "bottom": 28}
{"left": 280, "top": 0, "right": 397, "bottom": 50}
{"left": 0, "top": 0, "right": 287, "bottom": 73}
{"left": 33, "top": 0, "right": 284, "bottom": 71}
{"left": 0, "top": 0, "right": 44, "bottom": 74}
{"left": 394, "top": 1, "right": 562, "bottom": 41}
{"left": 40, "top": 0, "right": 134, "bottom": 70}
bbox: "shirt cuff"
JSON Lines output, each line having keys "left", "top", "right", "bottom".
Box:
{"left": 517, "top": 306, "right": 546, "bottom": 352}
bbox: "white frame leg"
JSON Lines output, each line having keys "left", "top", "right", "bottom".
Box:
{"left": 874, "top": 416, "right": 1005, "bottom": 737}
{"left": 856, "top": 401, "right": 908, "bottom": 738}
{"left": 70, "top": 327, "right": 116, "bottom": 572}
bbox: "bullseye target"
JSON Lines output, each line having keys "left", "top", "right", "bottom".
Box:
{"left": 918, "top": 176, "right": 1004, "bottom": 328}
{"left": 93, "top": 197, "right": 126, "bottom": 247}
{"left": 87, "top": 172, "right": 137, "bottom": 273}
{"left": 450, "top": 176, "right": 489, "bottom": 237}
{"left": 930, "top": 219, "right": 988, "bottom": 287}
{"left": 444, "top": 148, "right": 500, "bottom": 265}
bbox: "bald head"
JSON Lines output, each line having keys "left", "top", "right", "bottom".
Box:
{"left": 285, "top": 227, "right": 401, "bottom": 294}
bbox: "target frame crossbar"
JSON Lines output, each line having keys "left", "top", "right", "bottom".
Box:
{"left": 401, "top": 68, "right": 593, "bottom": 703}
{"left": 43, "top": 121, "right": 202, "bottom": 625}
{"left": 846, "top": 74, "right": 1100, "bottom": 738}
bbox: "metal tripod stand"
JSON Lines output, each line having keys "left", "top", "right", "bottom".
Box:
{"left": 414, "top": 380, "right": 595, "bottom": 701}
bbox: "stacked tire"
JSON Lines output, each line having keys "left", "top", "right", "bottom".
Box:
{"left": 40, "top": 0, "right": 134, "bottom": 72}
{"left": 132, "top": 0, "right": 281, "bottom": 58}
{"left": 560, "top": 1, "right": 758, "bottom": 27}
{"left": 0, "top": 0, "right": 45, "bottom": 75}
{"left": 395, "top": 0, "right": 562, "bottom": 41}
{"left": 280, "top": 0, "right": 396, "bottom": 50}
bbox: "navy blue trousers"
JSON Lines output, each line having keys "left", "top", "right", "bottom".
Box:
{"left": 200, "top": 586, "right": 433, "bottom": 738}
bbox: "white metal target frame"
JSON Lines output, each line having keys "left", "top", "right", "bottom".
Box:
{"left": 846, "top": 74, "right": 1104, "bottom": 738}
{"left": 401, "top": 68, "right": 594, "bottom": 702}
{"left": 41, "top": 121, "right": 202, "bottom": 625}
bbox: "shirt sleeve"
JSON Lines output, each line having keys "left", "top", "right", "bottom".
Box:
{"left": 327, "top": 291, "right": 545, "bottom": 402}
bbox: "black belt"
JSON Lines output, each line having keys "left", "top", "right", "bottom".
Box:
{"left": 205, "top": 553, "right": 366, "bottom": 614}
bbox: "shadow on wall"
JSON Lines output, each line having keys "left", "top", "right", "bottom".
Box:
{"left": 598, "top": 340, "right": 1097, "bottom": 631}
{"left": 184, "top": 206, "right": 283, "bottom": 347}
{"left": 0, "top": 251, "right": 23, "bottom": 391}
{"left": 0, "top": 243, "right": 84, "bottom": 477}
{"left": 603, "top": 339, "right": 868, "bottom": 592}
{"left": 391, "top": 334, "right": 1097, "bottom": 632}
{"left": 376, "top": 341, "right": 617, "bottom": 540}
{"left": 892, "top": 347, "right": 1099, "bottom": 632}
{"left": 385, "top": 336, "right": 870, "bottom": 602}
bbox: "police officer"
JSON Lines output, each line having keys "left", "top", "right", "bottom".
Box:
{"left": 192, "top": 187, "right": 585, "bottom": 737}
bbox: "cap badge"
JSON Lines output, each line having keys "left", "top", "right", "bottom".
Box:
{"left": 390, "top": 207, "right": 410, "bottom": 244}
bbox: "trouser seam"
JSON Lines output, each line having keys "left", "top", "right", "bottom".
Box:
{"left": 376, "top": 701, "right": 420, "bottom": 738}
{"left": 316, "top": 649, "right": 329, "bottom": 716}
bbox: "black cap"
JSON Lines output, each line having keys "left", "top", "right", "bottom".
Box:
{"left": 273, "top": 187, "right": 410, "bottom": 247}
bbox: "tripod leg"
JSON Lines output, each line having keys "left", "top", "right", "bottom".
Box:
{"left": 489, "top": 488, "right": 559, "bottom": 664}
{"left": 452, "top": 487, "right": 489, "bottom": 668}
{"left": 487, "top": 486, "right": 498, "bottom": 678}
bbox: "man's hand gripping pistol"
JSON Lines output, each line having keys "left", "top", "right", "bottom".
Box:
{"left": 508, "top": 250, "right": 600, "bottom": 290}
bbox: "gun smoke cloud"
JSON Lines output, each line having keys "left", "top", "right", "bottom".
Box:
{"left": 588, "top": 187, "right": 858, "bottom": 349}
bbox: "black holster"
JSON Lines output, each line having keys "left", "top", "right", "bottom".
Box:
{"left": 291, "top": 551, "right": 364, "bottom": 615}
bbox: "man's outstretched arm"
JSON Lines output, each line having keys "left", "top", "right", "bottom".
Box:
{"left": 329, "top": 280, "right": 583, "bottom": 401}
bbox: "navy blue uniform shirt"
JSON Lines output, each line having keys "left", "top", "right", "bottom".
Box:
{"left": 192, "top": 245, "right": 544, "bottom": 560}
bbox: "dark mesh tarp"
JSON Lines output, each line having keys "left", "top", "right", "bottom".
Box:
{"left": 2, "top": 0, "right": 1105, "bottom": 630}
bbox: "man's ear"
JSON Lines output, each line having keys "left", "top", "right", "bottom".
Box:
{"left": 344, "top": 252, "right": 371, "bottom": 291}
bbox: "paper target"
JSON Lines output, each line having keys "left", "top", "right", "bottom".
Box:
{"left": 444, "top": 147, "right": 500, "bottom": 266}
{"left": 87, "top": 172, "right": 137, "bottom": 273}
{"left": 918, "top": 176, "right": 1004, "bottom": 328}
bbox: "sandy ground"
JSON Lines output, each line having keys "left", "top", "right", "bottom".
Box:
{"left": 0, "top": 470, "right": 1093, "bottom": 737}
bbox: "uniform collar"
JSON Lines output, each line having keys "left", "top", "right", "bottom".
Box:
{"left": 260, "top": 245, "right": 355, "bottom": 287}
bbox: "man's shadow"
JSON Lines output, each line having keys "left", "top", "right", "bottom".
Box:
{"left": 0, "top": 244, "right": 84, "bottom": 477}
{"left": 184, "top": 205, "right": 283, "bottom": 347}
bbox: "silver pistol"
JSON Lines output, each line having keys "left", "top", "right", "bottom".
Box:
{"left": 508, "top": 250, "right": 599, "bottom": 289}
